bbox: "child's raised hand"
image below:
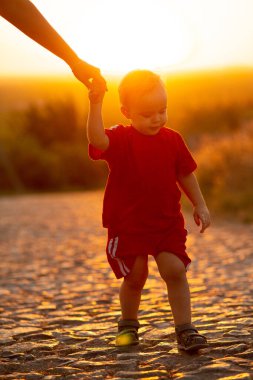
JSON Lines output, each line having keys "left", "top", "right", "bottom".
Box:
{"left": 193, "top": 205, "right": 211, "bottom": 233}
{"left": 88, "top": 76, "right": 107, "bottom": 104}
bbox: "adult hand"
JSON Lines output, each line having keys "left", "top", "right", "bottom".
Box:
{"left": 70, "top": 59, "right": 107, "bottom": 89}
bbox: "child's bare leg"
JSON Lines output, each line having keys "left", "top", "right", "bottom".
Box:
{"left": 120, "top": 255, "right": 148, "bottom": 320}
{"left": 155, "top": 252, "right": 191, "bottom": 326}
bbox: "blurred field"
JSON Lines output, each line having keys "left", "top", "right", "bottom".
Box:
{"left": 0, "top": 67, "right": 253, "bottom": 221}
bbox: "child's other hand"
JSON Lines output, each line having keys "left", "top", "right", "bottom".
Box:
{"left": 193, "top": 205, "right": 211, "bottom": 233}
{"left": 88, "top": 77, "right": 107, "bottom": 104}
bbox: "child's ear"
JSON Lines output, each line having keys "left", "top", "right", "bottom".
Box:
{"left": 121, "top": 105, "right": 130, "bottom": 119}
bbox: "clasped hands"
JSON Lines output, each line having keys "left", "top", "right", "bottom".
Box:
{"left": 70, "top": 58, "right": 107, "bottom": 102}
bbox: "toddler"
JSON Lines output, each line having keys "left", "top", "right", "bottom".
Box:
{"left": 87, "top": 70, "right": 210, "bottom": 352}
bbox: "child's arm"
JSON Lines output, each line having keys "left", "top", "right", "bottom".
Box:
{"left": 86, "top": 78, "right": 109, "bottom": 151}
{"left": 178, "top": 172, "right": 211, "bottom": 233}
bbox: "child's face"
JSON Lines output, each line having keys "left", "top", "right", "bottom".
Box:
{"left": 122, "top": 85, "right": 167, "bottom": 135}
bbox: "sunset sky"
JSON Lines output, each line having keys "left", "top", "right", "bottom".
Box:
{"left": 1, "top": 0, "right": 253, "bottom": 77}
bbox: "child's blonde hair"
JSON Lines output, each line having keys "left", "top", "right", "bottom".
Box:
{"left": 119, "top": 70, "right": 165, "bottom": 108}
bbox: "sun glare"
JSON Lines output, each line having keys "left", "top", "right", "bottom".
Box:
{"left": 2, "top": 0, "right": 253, "bottom": 76}
{"left": 66, "top": 0, "right": 195, "bottom": 75}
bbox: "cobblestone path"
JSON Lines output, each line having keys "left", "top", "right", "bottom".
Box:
{"left": 0, "top": 191, "right": 252, "bottom": 380}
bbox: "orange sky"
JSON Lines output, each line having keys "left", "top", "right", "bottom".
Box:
{"left": 1, "top": 0, "right": 253, "bottom": 77}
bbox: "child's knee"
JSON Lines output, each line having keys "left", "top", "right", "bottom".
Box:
{"left": 156, "top": 252, "right": 186, "bottom": 284}
{"left": 124, "top": 257, "right": 148, "bottom": 290}
{"left": 162, "top": 266, "right": 186, "bottom": 284}
{"left": 124, "top": 274, "right": 147, "bottom": 290}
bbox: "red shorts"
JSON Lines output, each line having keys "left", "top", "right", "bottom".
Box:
{"left": 106, "top": 218, "right": 191, "bottom": 279}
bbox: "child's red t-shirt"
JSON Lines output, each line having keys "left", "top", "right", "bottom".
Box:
{"left": 89, "top": 125, "right": 197, "bottom": 234}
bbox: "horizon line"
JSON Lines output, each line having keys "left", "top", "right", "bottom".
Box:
{"left": 1, "top": 65, "right": 253, "bottom": 81}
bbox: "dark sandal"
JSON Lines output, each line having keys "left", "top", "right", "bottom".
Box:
{"left": 176, "top": 323, "right": 208, "bottom": 352}
{"left": 116, "top": 319, "right": 140, "bottom": 347}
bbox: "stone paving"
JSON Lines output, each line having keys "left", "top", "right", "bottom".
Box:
{"left": 0, "top": 191, "right": 252, "bottom": 380}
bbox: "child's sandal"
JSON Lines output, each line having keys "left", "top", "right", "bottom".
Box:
{"left": 116, "top": 319, "right": 140, "bottom": 347}
{"left": 175, "top": 323, "right": 208, "bottom": 353}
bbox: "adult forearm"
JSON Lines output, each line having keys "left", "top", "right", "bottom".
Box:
{"left": 87, "top": 104, "right": 109, "bottom": 150}
{"left": 0, "top": 0, "right": 78, "bottom": 66}
{"left": 178, "top": 172, "right": 206, "bottom": 207}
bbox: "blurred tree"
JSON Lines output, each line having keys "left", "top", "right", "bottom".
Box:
{"left": 0, "top": 99, "right": 108, "bottom": 192}
{"left": 195, "top": 124, "right": 253, "bottom": 222}
{"left": 0, "top": 142, "right": 25, "bottom": 192}
{"left": 24, "top": 99, "right": 82, "bottom": 146}
{"left": 176, "top": 102, "right": 253, "bottom": 149}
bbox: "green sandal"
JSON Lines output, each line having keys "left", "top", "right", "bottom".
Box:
{"left": 116, "top": 319, "right": 140, "bottom": 347}
{"left": 176, "top": 323, "right": 208, "bottom": 353}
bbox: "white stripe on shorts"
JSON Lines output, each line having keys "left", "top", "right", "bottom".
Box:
{"left": 108, "top": 236, "right": 130, "bottom": 276}
{"left": 108, "top": 238, "right": 113, "bottom": 255}
{"left": 116, "top": 258, "right": 130, "bottom": 276}
{"left": 112, "top": 236, "right": 119, "bottom": 258}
